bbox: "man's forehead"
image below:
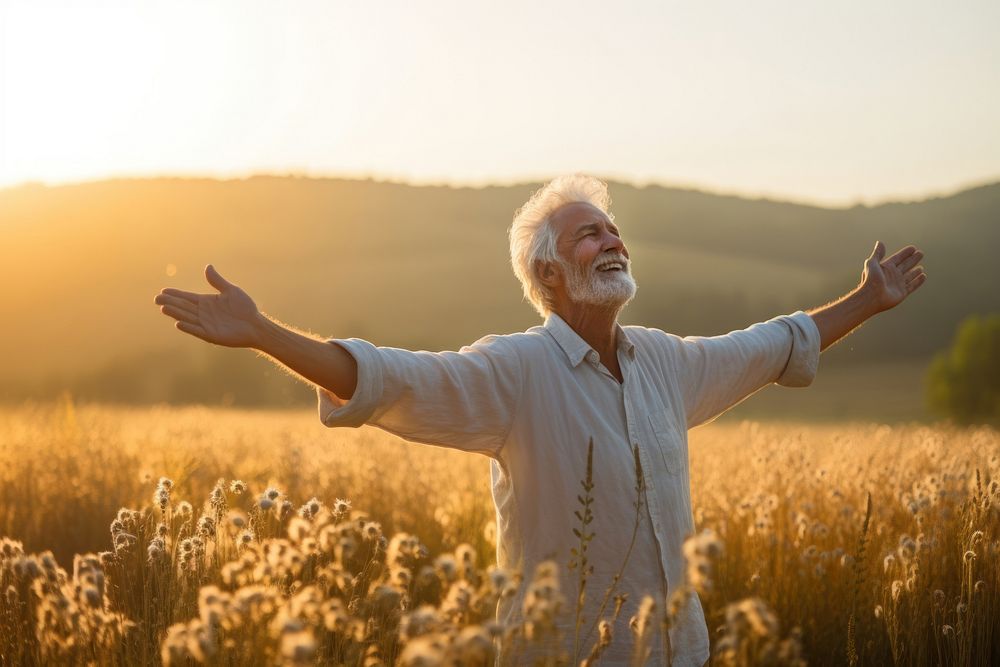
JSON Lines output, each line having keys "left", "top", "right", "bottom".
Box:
{"left": 549, "top": 202, "right": 612, "bottom": 234}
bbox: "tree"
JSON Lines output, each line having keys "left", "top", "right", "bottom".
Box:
{"left": 925, "top": 314, "right": 1000, "bottom": 424}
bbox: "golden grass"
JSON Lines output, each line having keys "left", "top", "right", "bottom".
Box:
{"left": 1, "top": 399, "right": 998, "bottom": 665}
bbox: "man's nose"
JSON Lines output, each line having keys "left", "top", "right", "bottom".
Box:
{"left": 602, "top": 231, "right": 627, "bottom": 257}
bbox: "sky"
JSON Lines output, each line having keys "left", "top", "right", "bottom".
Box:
{"left": 1, "top": 0, "right": 998, "bottom": 207}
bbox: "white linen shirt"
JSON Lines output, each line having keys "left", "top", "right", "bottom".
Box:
{"left": 317, "top": 311, "right": 820, "bottom": 666}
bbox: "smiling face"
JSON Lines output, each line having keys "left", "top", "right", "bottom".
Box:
{"left": 543, "top": 201, "right": 637, "bottom": 311}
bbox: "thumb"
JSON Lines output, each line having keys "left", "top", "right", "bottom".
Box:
{"left": 205, "top": 264, "right": 232, "bottom": 293}
{"left": 869, "top": 241, "right": 885, "bottom": 262}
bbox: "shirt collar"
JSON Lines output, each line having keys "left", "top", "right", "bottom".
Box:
{"left": 543, "top": 312, "right": 636, "bottom": 367}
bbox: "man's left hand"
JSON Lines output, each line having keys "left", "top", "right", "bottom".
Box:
{"left": 861, "top": 241, "right": 927, "bottom": 313}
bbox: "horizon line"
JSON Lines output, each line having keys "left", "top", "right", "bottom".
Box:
{"left": 2, "top": 169, "right": 998, "bottom": 212}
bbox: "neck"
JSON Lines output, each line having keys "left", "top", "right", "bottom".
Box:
{"left": 552, "top": 301, "right": 622, "bottom": 364}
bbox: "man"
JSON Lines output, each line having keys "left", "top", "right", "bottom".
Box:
{"left": 154, "top": 174, "right": 926, "bottom": 665}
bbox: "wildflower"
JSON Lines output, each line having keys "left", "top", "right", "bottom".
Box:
{"left": 333, "top": 498, "right": 351, "bottom": 516}
{"left": 157, "top": 477, "right": 174, "bottom": 491}
{"left": 197, "top": 516, "right": 216, "bottom": 538}
{"left": 114, "top": 532, "right": 137, "bottom": 550}
{"left": 488, "top": 566, "right": 510, "bottom": 593}
{"left": 148, "top": 538, "right": 166, "bottom": 563}
{"left": 80, "top": 586, "right": 102, "bottom": 608}
{"left": 155, "top": 487, "right": 170, "bottom": 511}
{"left": 229, "top": 480, "right": 247, "bottom": 495}
{"left": 454, "top": 626, "right": 494, "bottom": 663}
{"left": 883, "top": 554, "right": 896, "bottom": 573}
{"left": 891, "top": 580, "right": 904, "bottom": 601}
{"left": 455, "top": 543, "right": 476, "bottom": 565}
{"left": 304, "top": 497, "right": 322, "bottom": 516}
{"left": 0, "top": 538, "right": 24, "bottom": 559}
{"left": 259, "top": 496, "right": 274, "bottom": 511}
{"left": 399, "top": 605, "right": 439, "bottom": 640}
{"left": 398, "top": 635, "right": 446, "bottom": 666}
{"left": 392, "top": 567, "right": 412, "bottom": 588}
{"left": 630, "top": 594, "right": 658, "bottom": 665}
{"left": 265, "top": 487, "right": 281, "bottom": 501}
{"left": 725, "top": 597, "right": 779, "bottom": 637}
{"left": 434, "top": 555, "right": 458, "bottom": 582}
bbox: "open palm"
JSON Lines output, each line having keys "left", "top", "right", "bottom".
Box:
{"left": 154, "top": 265, "right": 261, "bottom": 348}
{"left": 862, "top": 241, "right": 927, "bottom": 313}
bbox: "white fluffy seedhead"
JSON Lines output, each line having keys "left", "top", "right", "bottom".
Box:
{"left": 508, "top": 174, "right": 614, "bottom": 317}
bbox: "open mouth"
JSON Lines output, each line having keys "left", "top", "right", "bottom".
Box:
{"left": 595, "top": 260, "right": 626, "bottom": 273}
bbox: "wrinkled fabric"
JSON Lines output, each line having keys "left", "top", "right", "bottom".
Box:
{"left": 317, "top": 311, "right": 820, "bottom": 665}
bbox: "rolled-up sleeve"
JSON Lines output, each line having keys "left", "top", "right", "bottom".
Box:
{"left": 316, "top": 335, "right": 522, "bottom": 458}
{"left": 673, "top": 311, "right": 820, "bottom": 428}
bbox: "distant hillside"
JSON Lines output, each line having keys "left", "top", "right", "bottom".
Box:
{"left": 1, "top": 176, "right": 997, "bottom": 416}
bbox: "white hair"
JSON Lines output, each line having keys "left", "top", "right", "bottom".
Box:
{"left": 508, "top": 174, "right": 614, "bottom": 317}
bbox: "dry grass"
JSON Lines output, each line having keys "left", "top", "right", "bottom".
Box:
{"left": 1, "top": 398, "right": 998, "bottom": 665}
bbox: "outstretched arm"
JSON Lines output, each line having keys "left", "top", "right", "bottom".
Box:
{"left": 808, "top": 241, "right": 927, "bottom": 351}
{"left": 153, "top": 265, "right": 359, "bottom": 399}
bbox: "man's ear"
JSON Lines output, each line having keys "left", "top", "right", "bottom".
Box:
{"left": 536, "top": 260, "right": 559, "bottom": 288}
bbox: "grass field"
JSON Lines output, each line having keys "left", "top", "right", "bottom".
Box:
{"left": 1, "top": 400, "right": 997, "bottom": 665}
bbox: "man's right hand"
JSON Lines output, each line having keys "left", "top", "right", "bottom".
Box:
{"left": 154, "top": 265, "right": 262, "bottom": 348}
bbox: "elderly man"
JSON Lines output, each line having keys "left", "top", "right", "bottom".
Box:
{"left": 154, "top": 174, "right": 926, "bottom": 665}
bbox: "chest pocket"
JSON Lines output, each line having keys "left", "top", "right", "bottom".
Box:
{"left": 648, "top": 412, "right": 686, "bottom": 476}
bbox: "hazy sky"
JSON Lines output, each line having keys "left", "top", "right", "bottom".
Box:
{"left": 2, "top": 0, "right": 998, "bottom": 206}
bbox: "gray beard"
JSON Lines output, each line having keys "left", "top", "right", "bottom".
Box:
{"left": 562, "top": 258, "right": 638, "bottom": 309}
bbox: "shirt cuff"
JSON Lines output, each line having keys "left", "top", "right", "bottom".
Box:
{"left": 775, "top": 311, "right": 821, "bottom": 387}
{"left": 316, "top": 338, "right": 384, "bottom": 428}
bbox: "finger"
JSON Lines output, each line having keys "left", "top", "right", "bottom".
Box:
{"left": 160, "top": 304, "right": 199, "bottom": 325}
{"left": 205, "top": 264, "right": 233, "bottom": 293}
{"left": 159, "top": 288, "right": 201, "bottom": 303}
{"left": 884, "top": 245, "right": 917, "bottom": 267}
{"left": 870, "top": 241, "right": 886, "bottom": 261}
{"left": 154, "top": 293, "right": 198, "bottom": 316}
{"left": 884, "top": 245, "right": 915, "bottom": 263}
{"left": 175, "top": 320, "right": 212, "bottom": 342}
{"left": 905, "top": 272, "right": 927, "bottom": 294}
{"left": 896, "top": 250, "right": 923, "bottom": 273}
{"left": 904, "top": 266, "right": 925, "bottom": 284}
